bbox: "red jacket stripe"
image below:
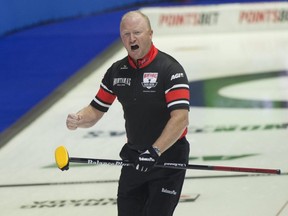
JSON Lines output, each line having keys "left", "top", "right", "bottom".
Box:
{"left": 165, "top": 89, "right": 190, "bottom": 103}
{"left": 180, "top": 128, "right": 188, "bottom": 139}
{"left": 96, "top": 87, "right": 116, "bottom": 104}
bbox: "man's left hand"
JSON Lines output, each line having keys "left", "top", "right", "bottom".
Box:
{"left": 134, "top": 146, "right": 160, "bottom": 172}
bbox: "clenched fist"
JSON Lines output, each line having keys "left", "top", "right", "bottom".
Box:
{"left": 66, "top": 114, "right": 82, "bottom": 130}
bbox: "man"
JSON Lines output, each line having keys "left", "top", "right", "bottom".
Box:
{"left": 66, "top": 10, "right": 190, "bottom": 216}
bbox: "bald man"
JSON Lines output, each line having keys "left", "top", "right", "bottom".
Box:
{"left": 66, "top": 11, "right": 190, "bottom": 216}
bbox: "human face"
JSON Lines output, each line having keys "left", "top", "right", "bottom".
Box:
{"left": 120, "top": 13, "right": 153, "bottom": 61}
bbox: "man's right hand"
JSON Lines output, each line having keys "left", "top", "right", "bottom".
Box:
{"left": 66, "top": 105, "right": 105, "bottom": 130}
{"left": 66, "top": 114, "right": 82, "bottom": 130}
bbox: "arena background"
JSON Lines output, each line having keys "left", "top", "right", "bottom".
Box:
{"left": 0, "top": 0, "right": 282, "bottom": 145}
{"left": 1, "top": 1, "right": 288, "bottom": 215}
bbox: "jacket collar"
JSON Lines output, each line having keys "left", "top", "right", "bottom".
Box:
{"left": 128, "top": 44, "right": 158, "bottom": 69}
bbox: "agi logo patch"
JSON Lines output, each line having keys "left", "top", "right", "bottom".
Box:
{"left": 171, "top": 73, "right": 184, "bottom": 80}
{"left": 142, "top": 73, "right": 158, "bottom": 89}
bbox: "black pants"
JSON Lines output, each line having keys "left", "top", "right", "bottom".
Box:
{"left": 117, "top": 137, "right": 190, "bottom": 216}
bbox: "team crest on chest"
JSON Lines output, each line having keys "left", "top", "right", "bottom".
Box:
{"left": 142, "top": 73, "right": 158, "bottom": 89}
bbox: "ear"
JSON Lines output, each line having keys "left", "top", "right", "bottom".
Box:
{"left": 150, "top": 30, "right": 153, "bottom": 40}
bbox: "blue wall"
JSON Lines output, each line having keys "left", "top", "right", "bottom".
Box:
{"left": 0, "top": 10, "right": 127, "bottom": 133}
{"left": 0, "top": 0, "right": 160, "bottom": 36}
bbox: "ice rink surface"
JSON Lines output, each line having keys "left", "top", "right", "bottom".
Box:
{"left": 0, "top": 27, "right": 288, "bottom": 215}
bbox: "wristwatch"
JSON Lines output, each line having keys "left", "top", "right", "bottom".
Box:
{"left": 153, "top": 147, "right": 161, "bottom": 156}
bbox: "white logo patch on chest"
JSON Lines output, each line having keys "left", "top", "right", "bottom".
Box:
{"left": 142, "top": 73, "right": 158, "bottom": 89}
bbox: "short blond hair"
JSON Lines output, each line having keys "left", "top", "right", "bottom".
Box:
{"left": 120, "top": 10, "right": 152, "bottom": 30}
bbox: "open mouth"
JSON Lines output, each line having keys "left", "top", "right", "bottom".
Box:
{"left": 131, "top": 45, "right": 139, "bottom": 51}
